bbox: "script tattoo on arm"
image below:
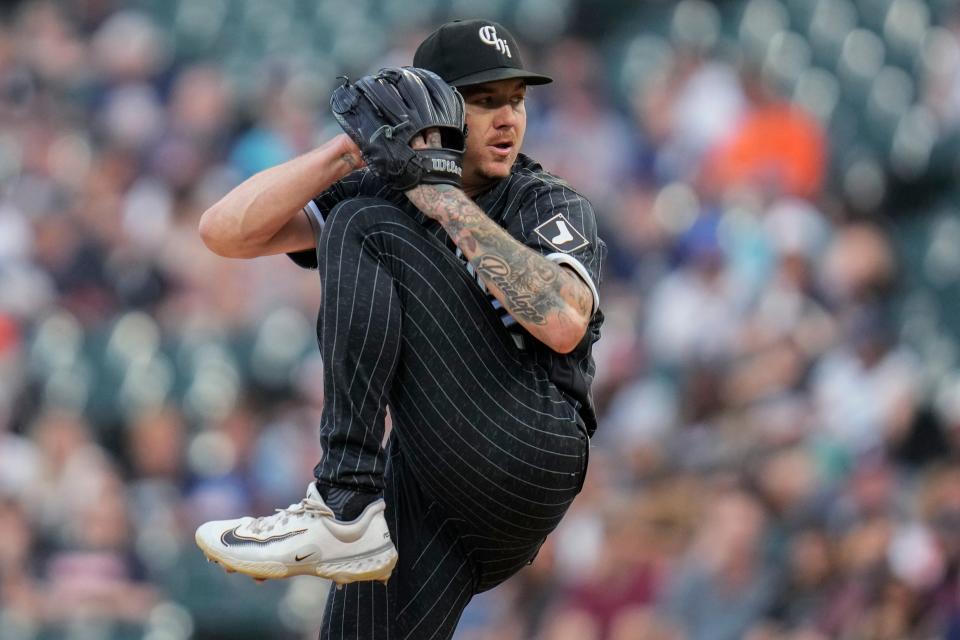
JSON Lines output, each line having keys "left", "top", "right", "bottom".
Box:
{"left": 473, "top": 252, "right": 558, "bottom": 325}
{"left": 406, "top": 183, "right": 592, "bottom": 351}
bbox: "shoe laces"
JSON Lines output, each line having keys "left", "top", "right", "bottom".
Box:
{"left": 248, "top": 496, "right": 333, "bottom": 535}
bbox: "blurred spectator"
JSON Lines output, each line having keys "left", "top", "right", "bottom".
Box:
{"left": 661, "top": 488, "right": 778, "bottom": 640}
{"left": 820, "top": 221, "right": 898, "bottom": 305}
{"left": 559, "top": 496, "right": 660, "bottom": 636}
{"left": 526, "top": 38, "right": 635, "bottom": 207}
{"left": 766, "top": 527, "right": 840, "bottom": 632}
{"left": 702, "top": 66, "right": 826, "bottom": 200}
{"left": 124, "top": 406, "right": 186, "bottom": 561}
{"left": 636, "top": 46, "right": 745, "bottom": 183}
{"left": 41, "top": 463, "right": 159, "bottom": 630}
{"left": 811, "top": 305, "right": 920, "bottom": 457}
{"left": 644, "top": 213, "right": 746, "bottom": 366}
{"left": 0, "top": 497, "right": 41, "bottom": 635}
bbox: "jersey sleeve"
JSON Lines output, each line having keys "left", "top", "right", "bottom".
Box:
{"left": 286, "top": 169, "right": 373, "bottom": 269}
{"left": 512, "top": 184, "right": 605, "bottom": 315}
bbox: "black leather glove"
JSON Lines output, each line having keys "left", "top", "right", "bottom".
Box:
{"left": 330, "top": 67, "right": 466, "bottom": 191}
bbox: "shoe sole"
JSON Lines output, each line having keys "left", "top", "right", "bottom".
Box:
{"left": 195, "top": 534, "right": 398, "bottom": 585}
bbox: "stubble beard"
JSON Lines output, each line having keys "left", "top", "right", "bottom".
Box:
{"left": 462, "top": 162, "right": 510, "bottom": 194}
{"left": 478, "top": 153, "right": 516, "bottom": 179}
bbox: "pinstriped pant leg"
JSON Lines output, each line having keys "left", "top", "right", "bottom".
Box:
{"left": 313, "top": 199, "right": 406, "bottom": 493}
{"left": 320, "top": 437, "right": 475, "bottom": 640}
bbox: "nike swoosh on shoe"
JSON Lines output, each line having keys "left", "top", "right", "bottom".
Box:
{"left": 220, "top": 526, "right": 307, "bottom": 547}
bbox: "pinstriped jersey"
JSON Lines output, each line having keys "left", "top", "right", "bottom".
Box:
{"left": 289, "top": 154, "right": 605, "bottom": 435}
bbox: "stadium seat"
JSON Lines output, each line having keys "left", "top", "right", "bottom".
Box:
{"left": 807, "top": 0, "right": 858, "bottom": 67}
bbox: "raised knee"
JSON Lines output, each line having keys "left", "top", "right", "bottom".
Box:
{"left": 324, "top": 197, "right": 408, "bottom": 238}
{"left": 318, "top": 196, "right": 430, "bottom": 267}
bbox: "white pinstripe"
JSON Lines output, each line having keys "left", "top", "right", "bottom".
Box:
{"left": 401, "top": 558, "right": 470, "bottom": 637}
{"left": 421, "top": 581, "right": 473, "bottom": 640}
{"left": 411, "top": 518, "right": 455, "bottom": 569}
{"left": 345, "top": 267, "right": 396, "bottom": 482}
{"left": 397, "top": 544, "right": 458, "bottom": 617}
{"left": 333, "top": 226, "right": 376, "bottom": 480}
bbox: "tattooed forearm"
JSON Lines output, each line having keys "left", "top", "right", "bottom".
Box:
{"left": 474, "top": 255, "right": 553, "bottom": 325}
{"left": 470, "top": 239, "right": 581, "bottom": 330}
{"left": 406, "top": 184, "right": 591, "bottom": 346}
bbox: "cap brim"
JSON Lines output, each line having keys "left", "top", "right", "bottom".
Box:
{"left": 448, "top": 67, "right": 553, "bottom": 87}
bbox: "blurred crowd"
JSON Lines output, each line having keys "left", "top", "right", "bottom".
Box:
{"left": 3, "top": 0, "right": 960, "bottom": 638}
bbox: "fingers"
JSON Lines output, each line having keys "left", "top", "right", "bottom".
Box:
{"left": 410, "top": 128, "right": 442, "bottom": 150}
{"left": 410, "top": 134, "right": 428, "bottom": 150}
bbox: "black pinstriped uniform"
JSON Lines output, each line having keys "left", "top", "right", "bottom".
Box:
{"left": 288, "top": 154, "right": 605, "bottom": 639}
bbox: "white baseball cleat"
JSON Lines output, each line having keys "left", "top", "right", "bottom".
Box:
{"left": 195, "top": 483, "right": 397, "bottom": 585}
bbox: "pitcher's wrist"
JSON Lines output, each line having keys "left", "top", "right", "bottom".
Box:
{"left": 329, "top": 134, "right": 364, "bottom": 174}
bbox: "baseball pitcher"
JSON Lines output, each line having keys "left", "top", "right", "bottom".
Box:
{"left": 194, "top": 19, "right": 605, "bottom": 639}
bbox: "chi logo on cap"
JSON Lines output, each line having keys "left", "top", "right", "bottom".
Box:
{"left": 478, "top": 25, "right": 511, "bottom": 58}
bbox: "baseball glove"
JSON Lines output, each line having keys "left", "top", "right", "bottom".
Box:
{"left": 330, "top": 67, "right": 466, "bottom": 191}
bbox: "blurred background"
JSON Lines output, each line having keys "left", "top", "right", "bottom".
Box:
{"left": 3, "top": 0, "right": 960, "bottom": 638}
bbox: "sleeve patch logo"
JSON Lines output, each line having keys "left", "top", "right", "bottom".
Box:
{"left": 533, "top": 214, "right": 589, "bottom": 253}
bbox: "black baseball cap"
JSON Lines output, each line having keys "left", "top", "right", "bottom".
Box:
{"left": 413, "top": 19, "right": 553, "bottom": 88}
